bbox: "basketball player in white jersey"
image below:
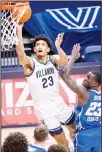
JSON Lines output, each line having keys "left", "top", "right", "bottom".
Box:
{"left": 16, "top": 24, "right": 80, "bottom": 150}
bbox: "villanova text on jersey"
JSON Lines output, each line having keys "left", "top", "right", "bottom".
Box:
{"left": 75, "top": 90, "right": 101, "bottom": 131}
{"left": 36, "top": 67, "right": 54, "bottom": 78}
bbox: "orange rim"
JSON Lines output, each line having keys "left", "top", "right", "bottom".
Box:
{"left": 0, "top": 2, "right": 29, "bottom": 10}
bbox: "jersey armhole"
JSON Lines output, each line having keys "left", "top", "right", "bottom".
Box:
{"left": 49, "top": 56, "right": 59, "bottom": 71}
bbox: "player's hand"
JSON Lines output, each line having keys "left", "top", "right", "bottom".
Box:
{"left": 16, "top": 23, "right": 24, "bottom": 29}
{"left": 55, "top": 33, "right": 64, "bottom": 49}
{"left": 71, "top": 43, "right": 80, "bottom": 61}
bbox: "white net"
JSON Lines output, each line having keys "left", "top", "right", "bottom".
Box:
{"left": 1, "top": 2, "right": 29, "bottom": 51}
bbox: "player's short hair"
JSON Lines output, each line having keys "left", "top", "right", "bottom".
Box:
{"left": 34, "top": 124, "right": 48, "bottom": 142}
{"left": 2, "top": 132, "right": 28, "bottom": 152}
{"left": 47, "top": 144, "right": 68, "bottom": 152}
{"left": 33, "top": 35, "right": 52, "bottom": 50}
{"left": 92, "top": 71, "right": 101, "bottom": 86}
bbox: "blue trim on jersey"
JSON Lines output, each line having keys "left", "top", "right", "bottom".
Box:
{"left": 25, "top": 59, "right": 35, "bottom": 77}
{"left": 34, "top": 56, "right": 49, "bottom": 65}
{"left": 89, "top": 89, "right": 101, "bottom": 94}
{"left": 73, "top": 131, "right": 79, "bottom": 152}
{"left": 28, "top": 143, "right": 46, "bottom": 152}
{"left": 49, "top": 126, "right": 63, "bottom": 134}
{"left": 61, "top": 112, "right": 75, "bottom": 125}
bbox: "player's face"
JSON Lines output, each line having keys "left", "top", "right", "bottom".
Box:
{"left": 82, "top": 72, "right": 97, "bottom": 89}
{"left": 34, "top": 40, "right": 50, "bottom": 56}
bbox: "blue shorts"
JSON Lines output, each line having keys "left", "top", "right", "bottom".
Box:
{"left": 73, "top": 127, "right": 101, "bottom": 152}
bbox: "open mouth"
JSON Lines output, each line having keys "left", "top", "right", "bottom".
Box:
{"left": 38, "top": 50, "right": 43, "bottom": 52}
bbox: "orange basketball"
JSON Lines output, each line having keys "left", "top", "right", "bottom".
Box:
{"left": 12, "top": 3, "right": 32, "bottom": 24}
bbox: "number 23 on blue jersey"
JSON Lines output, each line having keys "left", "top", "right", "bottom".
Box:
{"left": 85, "top": 102, "right": 101, "bottom": 117}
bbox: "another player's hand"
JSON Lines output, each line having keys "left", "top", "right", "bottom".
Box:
{"left": 71, "top": 43, "right": 80, "bottom": 61}
{"left": 55, "top": 33, "right": 64, "bottom": 49}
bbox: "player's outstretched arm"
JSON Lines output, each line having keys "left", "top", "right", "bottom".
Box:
{"left": 61, "top": 44, "right": 89, "bottom": 105}
{"left": 62, "top": 44, "right": 80, "bottom": 76}
{"left": 51, "top": 33, "right": 68, "bottom": 66}
{"left": 16, "top": 24, "right": 33, "bottom": 69}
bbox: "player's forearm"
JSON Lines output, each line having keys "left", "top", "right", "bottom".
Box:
{"left": 62, "top": 43, "right": 80, "bottom": 76}
{"left": 16, "top": 25, "right": 25, "bottom": 57}
{"left": 62, "top": 57, "right": 75, "bottom": 77}
{"left": 56, "top": 46, "right": 68, "bottom": 65}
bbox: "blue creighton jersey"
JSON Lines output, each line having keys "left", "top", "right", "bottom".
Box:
{"left": 28, "top": 143, "right": 47, "bottom": 152}
{"left": 75, "top": 89, "right": 101, "bottom": 131}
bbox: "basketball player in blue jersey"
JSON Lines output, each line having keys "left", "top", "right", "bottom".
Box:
{"left": 61, "top": 46, "right": 101, "bottom": 152}
{"left": 16, "top": 24, "right": 80, "bottom": 150}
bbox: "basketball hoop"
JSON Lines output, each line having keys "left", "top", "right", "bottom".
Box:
{"left": 1, "top": 2, "right": 31, "bottom": 51}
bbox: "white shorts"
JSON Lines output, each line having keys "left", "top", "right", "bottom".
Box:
{"left": 34, "top": 96, "right": 74, "bottom": 133}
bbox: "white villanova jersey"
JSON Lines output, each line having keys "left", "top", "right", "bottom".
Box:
{"left": 26, "top": 56, "right": 60, "bottom": 106}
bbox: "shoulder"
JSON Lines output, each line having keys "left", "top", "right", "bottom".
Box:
{"left": 88, "top": 89, "right": 101, "bottom": 93}
{"left": 50, "top": 55, "right": 60, "bottom": 63}
{"left": 48, "top": 55, "right": 58, "bottom": 69}
{"left": 78, "top": 86, "right": 89, "bottom": 106}
{"left": 88, "top": 90, "right": 101, "bottom": 97}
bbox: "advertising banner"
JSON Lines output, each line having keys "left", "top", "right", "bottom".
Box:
{"left": 1, "top": 74, "right": 86, "bottom": 126}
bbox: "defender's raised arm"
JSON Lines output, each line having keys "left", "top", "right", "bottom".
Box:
{"left": 61, "top": 44, "right": 89, "bottom": 105}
